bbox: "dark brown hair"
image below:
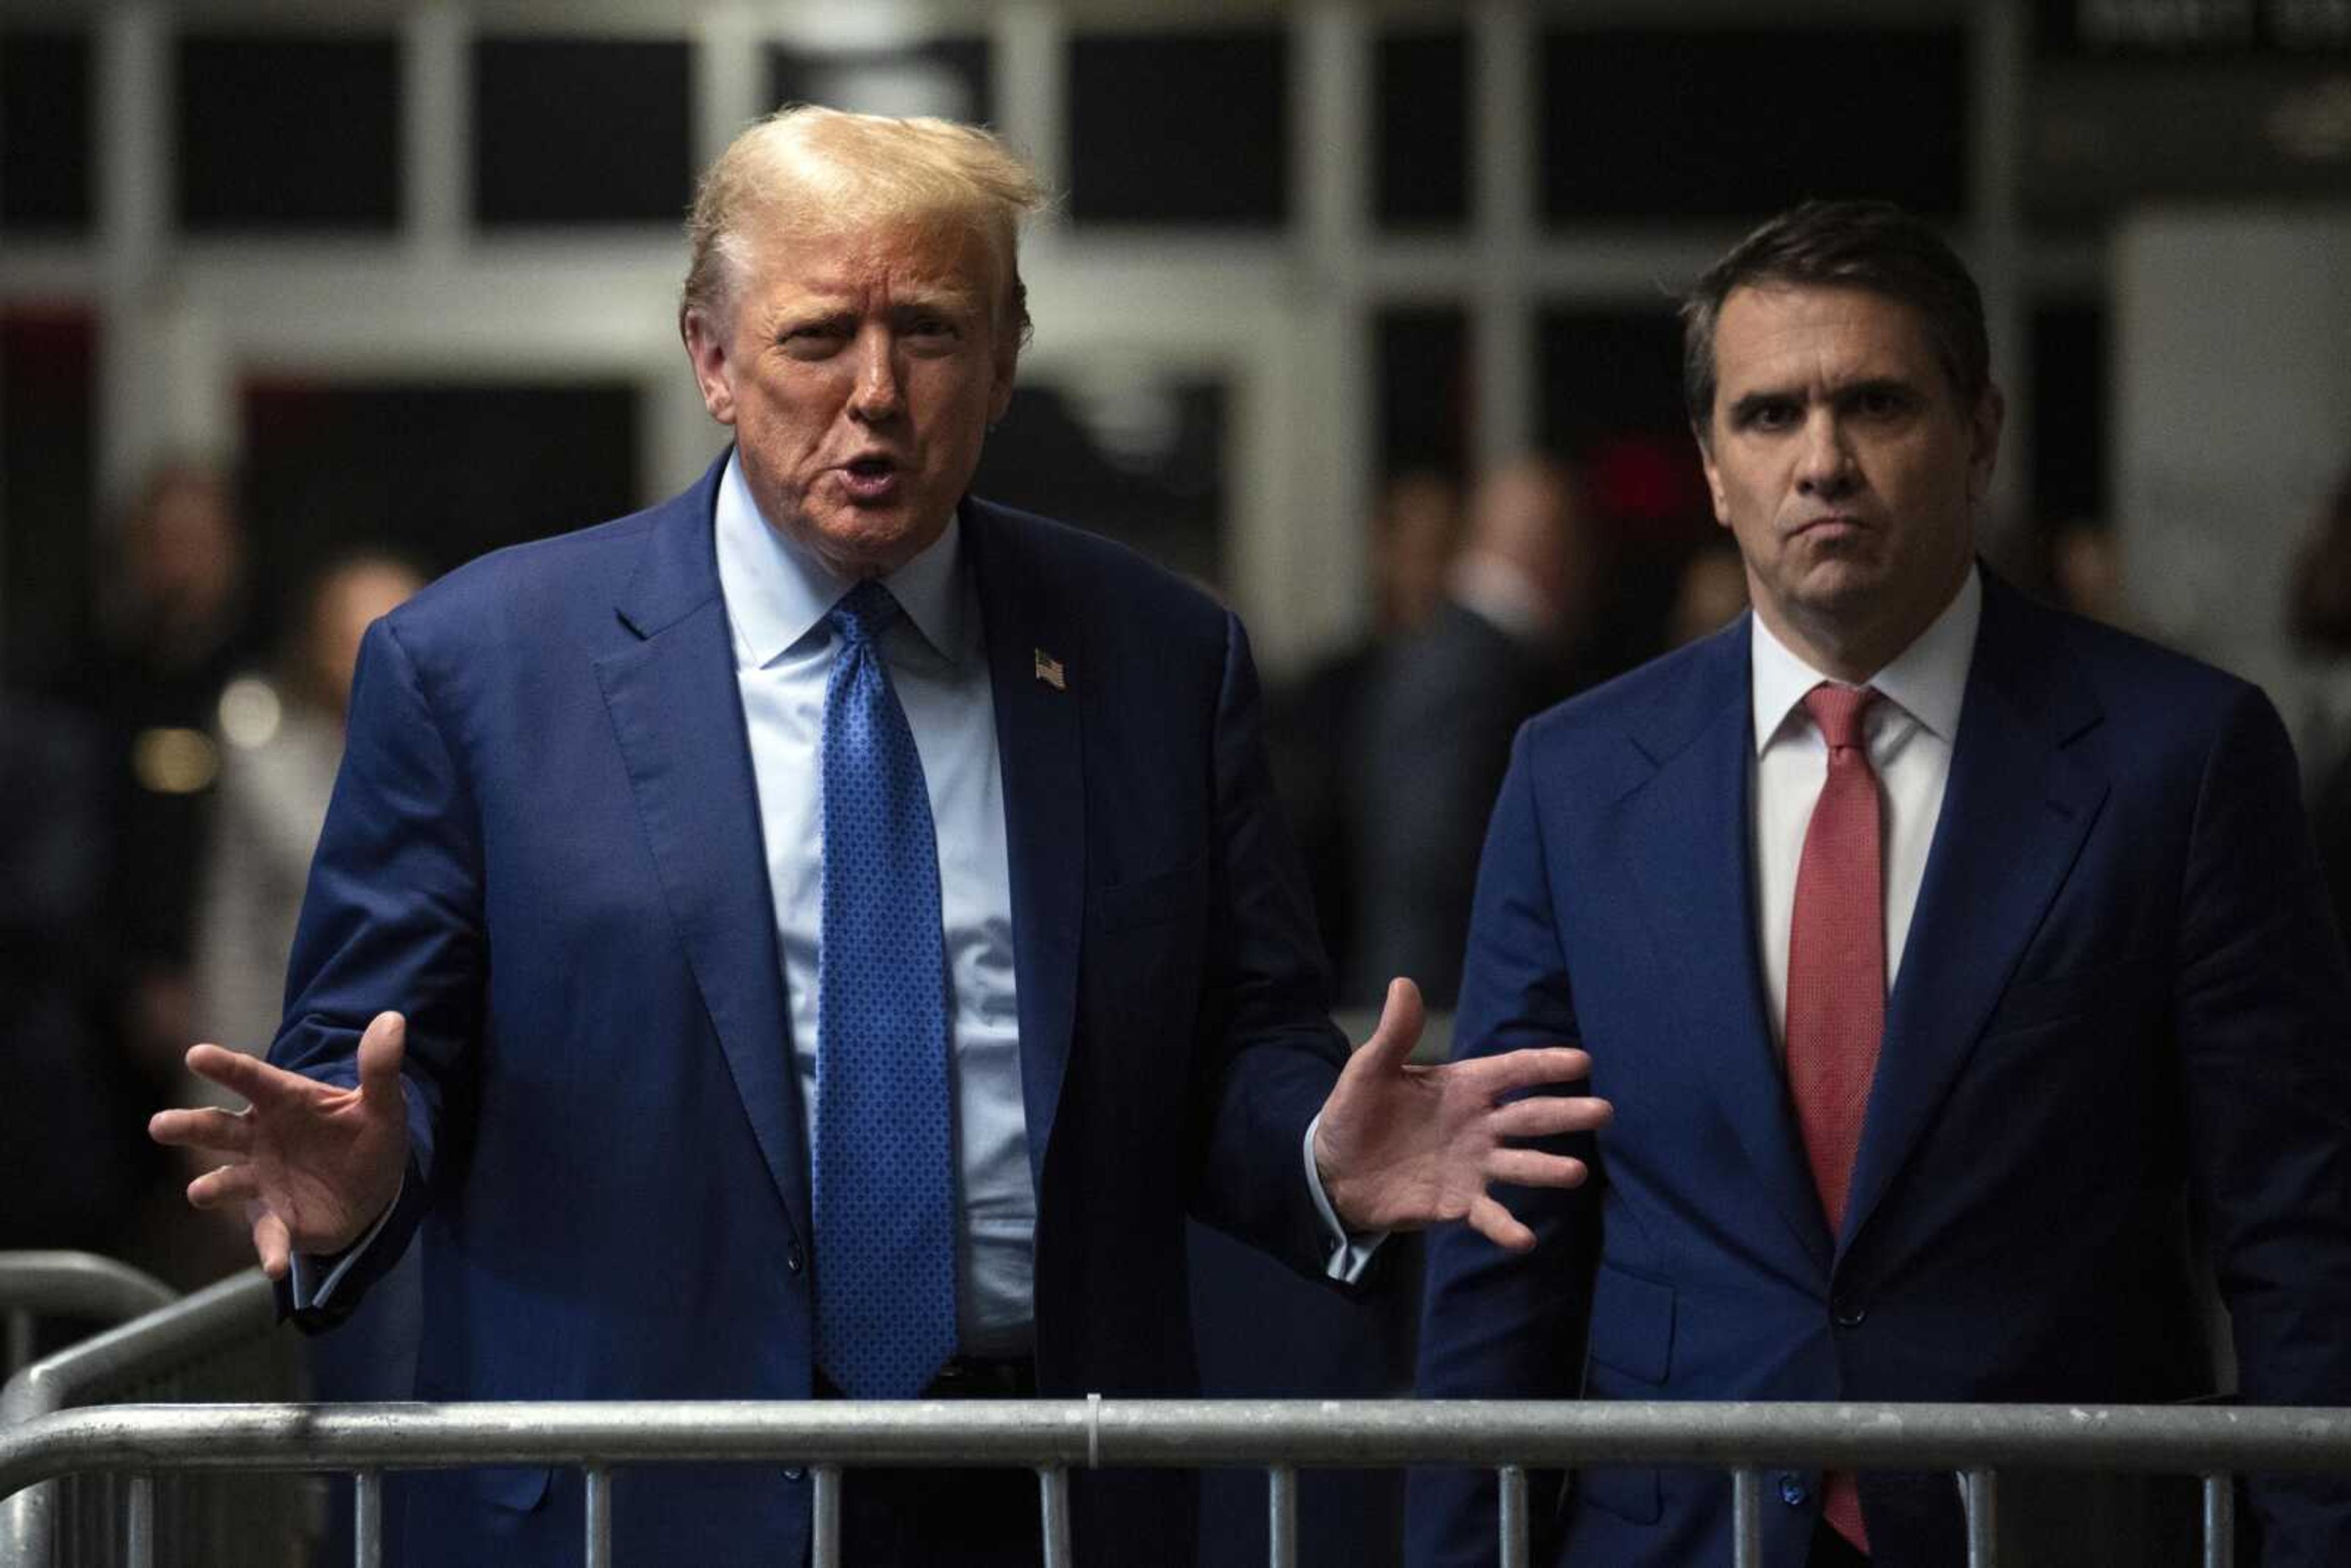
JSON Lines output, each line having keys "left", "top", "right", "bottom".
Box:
{"left": 1681, "top": 199, "right": 1989, "bottom": 437}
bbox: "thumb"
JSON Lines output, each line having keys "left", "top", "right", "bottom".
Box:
{"left": 356, "top": 1010, "right": 406, "bottom": 1106}
{"left": 1353, "top": 977, "right": 1427, "bottom": 1076}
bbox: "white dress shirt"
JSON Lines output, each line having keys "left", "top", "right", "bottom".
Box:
{"left": 1749, "top": 566, "right": 1982, "bottom": 1044}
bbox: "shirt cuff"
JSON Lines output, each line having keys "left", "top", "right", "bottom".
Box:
{"left": 1303, "top": 1112, "right": 1387, "bottom": 1284}
{"left": 286, "top": 1176, "right": 403, "bottom": 1310}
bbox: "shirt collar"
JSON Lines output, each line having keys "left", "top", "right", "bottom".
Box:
{"left": 712, "top": 448, "right": 970, "bottom": 670}
{"left": 1750, "top": 561, "right": 1981, "bottom": 754}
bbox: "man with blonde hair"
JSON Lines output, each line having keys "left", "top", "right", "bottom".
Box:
{"left": 154, "top": 106, "right": 1607, "bottom": 1566}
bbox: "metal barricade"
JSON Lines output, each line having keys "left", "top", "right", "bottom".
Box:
{"left": 6, "top": 1397, "right": 2350, "bottom": 1568}
{"left": 1, "top": 1262, "right": 301, "bottom": 1568}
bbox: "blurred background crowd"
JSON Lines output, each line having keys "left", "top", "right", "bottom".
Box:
{"left": 1, "top": 0, "right": 2347, "bottom": 1321}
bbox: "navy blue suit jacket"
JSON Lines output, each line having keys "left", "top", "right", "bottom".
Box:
{"left": 271, "top": 457, "right": 1347, "bottom": 1565}
{"left": 1409, "top": 574, "right": 2351, "bottom": 1568}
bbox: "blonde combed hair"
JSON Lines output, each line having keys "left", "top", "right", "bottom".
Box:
{"left": 680, "top": 104, "right": 1046, "bottom": 345}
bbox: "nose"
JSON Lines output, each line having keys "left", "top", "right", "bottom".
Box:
{"left": 1794, "top": 409, "right": 1857, "bottom": 498}
{"left": 848, "top": 328, "right": 904, "bottom": 423}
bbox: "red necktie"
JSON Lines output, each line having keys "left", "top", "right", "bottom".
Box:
{"left": 1784, "top": 682, "right": 1883, "bottom": 1555}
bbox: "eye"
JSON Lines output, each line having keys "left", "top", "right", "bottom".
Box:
{"left": 778, "top": 320, "right": 848, "bottom": 358}
{"left": 1851, "top": 385, "right": 1913, "bottom": 419}
{"left": 1742, "top": 399, "right": 1799, "bottom": 432}
{"left": 904, "top": 312, "right": 960, "bottom": 347}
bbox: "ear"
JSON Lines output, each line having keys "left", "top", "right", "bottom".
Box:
{"left": 1965, "top": 384, "right": 2005, "bottom": 506}
{"left": 683, "top": 309, "right": 738, "bottom": 427}
{"left": 1693, "top": 420, "right": 1732, "bottom": 528}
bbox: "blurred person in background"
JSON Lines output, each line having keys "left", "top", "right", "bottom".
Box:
{"left": 1269, "top": 468, "right": 1466, "bottom": 995}
{"left": 1412, "top": 200, "right": 2351, "bottom": 1568}
{"left": 1349, "top": 457, "right": 1597, "bottom": 1009}
{"left": 193, "top": 551, "right": 426, "bottom": 1069}
{"left": 53, "top": 460, "right": 259, "bottom": 1100}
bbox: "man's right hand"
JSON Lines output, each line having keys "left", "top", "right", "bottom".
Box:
{"left": 148, "top": 1010, "right": 411, "bottom": 1280}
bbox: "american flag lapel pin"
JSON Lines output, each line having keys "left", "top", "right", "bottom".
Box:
{"left": 1033, "top": 648, "right": 1066, "bottom": 691}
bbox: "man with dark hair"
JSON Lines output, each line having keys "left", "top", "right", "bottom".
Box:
{"left": 1409, "top": 199, "right": 2351, "bottom": 1567}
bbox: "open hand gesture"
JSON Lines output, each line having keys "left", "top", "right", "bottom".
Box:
{"left": 1312, "top": 978, "right": 1610, "bottom": 1251}
{"left": 148, "top": 1010, "right": 411, "bottom": 1278}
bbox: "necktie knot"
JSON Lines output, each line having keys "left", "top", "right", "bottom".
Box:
{"left": 828, "top": 580, "right": 902, "bottom": 651}
{"left": 1804, "top": 683, "right": 1879, "bottom": 754}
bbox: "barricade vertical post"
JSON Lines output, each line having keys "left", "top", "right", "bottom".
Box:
{"left": 1266, "top": 1464, "right": 1296, "bottom": 1568}
{"left": 583, "top": 1466, "right": 612, "bottom": 1568}
{"left": 1497, "top": 1464, "right": 1528, "bottom": 1568}
{"left": 4, "top": 1312, "right": 28, "bottom": 1379}
{"left": 2202, "top": 1472, "right": 2235, "bottom": 1568}
{"left": 126, "top": 1473, "right": 153, "bottom": 1568}
{"left": 1038, "top": 1466, "right": 1071, "bottom": 1568}
{"left": 811, "top": 1466, "right": 842, "bottom": 1568}
{"left": 354, "top": 1470, "right": 382, "bottom": 1568}
{"left": 1960, "top": 1467, "right": 1996, "bottom": 1566}
{"left": 1731, "top": 1469, "right": 1762, "bottom": 1568}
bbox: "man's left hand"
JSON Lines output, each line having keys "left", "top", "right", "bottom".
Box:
{"left": 1313, "top": 977, "right": 1610, "bottom": 1251}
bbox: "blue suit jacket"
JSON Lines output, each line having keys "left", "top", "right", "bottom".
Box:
{"left": 1409, "top": 574, "right": 2351, "bottom": 1568}
{"left": 272, "top": 457, "right": 1348, "bottom": 1566}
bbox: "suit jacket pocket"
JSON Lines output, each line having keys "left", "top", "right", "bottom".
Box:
{"left": 1584, "top": 1260, "right": 1675, "bottom": 1386}
{"left": 1575, "top": 1261, "right": 1674, "bottom": 1526}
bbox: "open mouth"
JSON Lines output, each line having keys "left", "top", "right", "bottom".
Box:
{"left": 841, "top": 457, "right": 901, "bottom": 501}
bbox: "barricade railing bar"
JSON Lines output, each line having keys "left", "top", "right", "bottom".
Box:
{"left": 0, "top": 1254, "right": 179, "bottom": 1381}
{"left": 6, "top": 1397, "right": 2351, "bottom": 1568}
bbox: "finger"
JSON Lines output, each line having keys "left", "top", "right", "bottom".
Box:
{"left": 1465, "top": 1046, "right": 1594, "bottom": 1095}
{"left": 1488, "top": 1093, "right": 1614, "bottom": 1139}
{"left": 148, "top": 1106, "right": 254, "bottom": 1156}
{"left": 187, "top": 1161, "right": 263, "bottom": 1210}
{"left": 357, "top": 1011, "right": 407, "bottom": 1106}
{"left": 184, "top": 1043, "right": 306, "bottom": 1111}
{"left": 1488, "top": 1148, "right": 1591, "bottom": 1189}
{"left": 250, "top": 1207, "right": 291, "bottom": 1281}
{"left": 1351, "top": 977, "right": 1427, "bottom": 1075}
{"left": 1466, "top": 1194, "right": 1535, "bottom": 1253}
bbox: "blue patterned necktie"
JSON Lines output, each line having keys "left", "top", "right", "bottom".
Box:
{"left": 813, "top": 580, "right": 958, "bottom": 1398}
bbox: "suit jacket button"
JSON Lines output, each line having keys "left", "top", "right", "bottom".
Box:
{"left": 1778, "top": 1472, "right": 1809, "bottom": 1507}
{"left": 786, "top": 1244, "right": 804, "bottom": 1275}
{"left": 1832, "top": 1297, "right": 1867, "bottom": 1328}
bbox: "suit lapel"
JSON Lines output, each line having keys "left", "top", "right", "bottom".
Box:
{"left": 962, "top": 501, "right": 1086, "bottom": 1192}
{"left": 594, "top": 457, "right": 811, "bottom": 1245}
{"left": 1842, "top": 577, "right": 2106, "bottom": 1250}
{"left": 1622, "top": 620, "right": 1835, "bottom": 1274}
